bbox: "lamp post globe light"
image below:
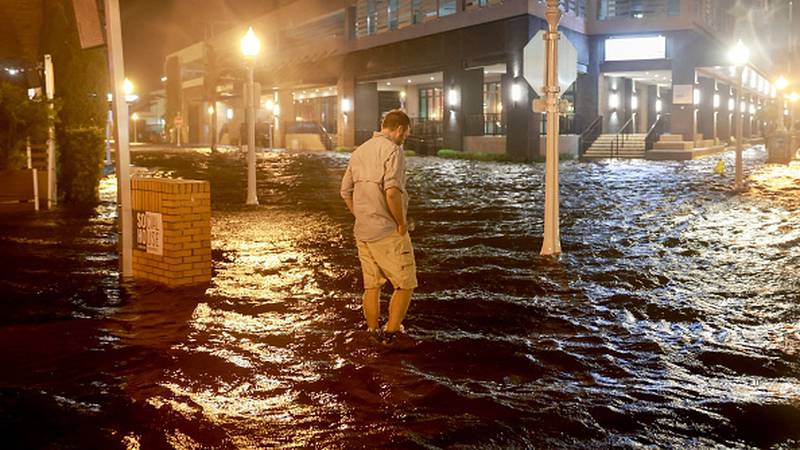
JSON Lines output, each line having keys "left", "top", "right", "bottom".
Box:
{"left": 241, "top": 26, "right": 260, "bottom": 206}
{"left": 729, "top": 40, "right": 749, "bottom": 191}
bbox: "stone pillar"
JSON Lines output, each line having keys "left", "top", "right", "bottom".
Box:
{"left": 743, "top": 93, "right": 752, "bottom": 138}
{"left": 717, "top": 82, "right": 731, "bottom": 142}
{"left": 131, "top": 178, "right": 212, "bottom": 288}
{"left": 277, "top": 89, "right": 295, "bottom": 148}
{"left": 355, "top": 82, "right": 379, "bottom": 145}
{"left": 337, "top": 74, "right": 356, "bottom": 148}
{"left": 646, "top": 84, "right": 658, "bottom": 129}
{"left": 697, "top": 76, "right": 715, "bottom": 140}
{"left": 670, "top": 63, "right": 697, "bottom": 140}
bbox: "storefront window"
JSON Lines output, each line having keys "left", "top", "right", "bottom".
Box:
{"left": 419, "top": 87, "right": 443, "bottom": 120}
{"left": 438, "top": 0, "right": 457, "bottom": 17}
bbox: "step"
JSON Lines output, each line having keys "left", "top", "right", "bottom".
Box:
{"left": 653, "top": 141, "right": 694, "bottom": 150}
{"left": 659, "top": 134, "right": 684, "bottom": 142}
{"left": 694, "top": 139, "right": 715, "bottom": 148}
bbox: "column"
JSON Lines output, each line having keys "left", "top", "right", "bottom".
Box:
{"left": 443, "top": 65, "right": 483, "bottom": 149}
{"left": 717, "top": 82, "right": 731, "bottom": 142}
{"left": 670, "top": 63, "right": 697, "bottom": 140}
{"left": 277, "top": 89, "right": 295, "bottom": 148}
{"left": 337, "top": 74, "right": 356, "bottom": 148}
{"left": 697, "top": 76, "right": 715, "bottom": 141}
{"left": 503, "top": 73, "right": 539, "bottom": 161}
{"left": 355, "top": 82, "right": 379, "bottom": 145}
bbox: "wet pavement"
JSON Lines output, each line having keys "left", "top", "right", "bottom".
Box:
{"left": 1, "top": 146, "right": 799, "bottom": 449}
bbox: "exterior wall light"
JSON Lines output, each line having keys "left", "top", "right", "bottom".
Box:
{"left": 608, "top": 92, "right": 620, "bottom": 110}
{"left": 693, "top": 88, "right": 700, "bottom": 105}
{"left": 208, "top": 106, "right": 215, "bottom": 115}
{"left": 447, "top": 88, "right": 458, "bottom": 109}
{"left": 265, "top": 99, "right": 274, "bottom": 111}
{"left": 740, "top": 101, "right": 746, "bottom": 113}
{"left": 273, "top": 104, "right": 280, "bottom": 116}
{"left": 655, "top": 98, "right": 662, "bottom": 113}
{"left": 227, "top": 109, "right": 234, "bottom": 120}
{"left": 511, "top": 83, "right": 523, "bottom": 103}
{"left": 713, "top": 93, "right": 720, "bottom": 109}
{"left": 749, "top": 103, "right": 755, "bottom": 114}
{"left": 631, "top": 95, "right": 638, "bottom": 111}
{"left": 775, "top": 76, "right": 789, "bottom": 91}
{"left": 341, "top": 98, "right": 352, "bottom": 113}
{"left": 728, "top": 98, "right": 735, "bottom": 111}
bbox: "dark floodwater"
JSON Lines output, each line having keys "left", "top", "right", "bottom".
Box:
{"left": 1, "top": 146, "right": 799, "bottom": 449}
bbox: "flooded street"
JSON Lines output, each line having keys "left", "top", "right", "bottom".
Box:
{"left": 1, "top": 147, "right": 799, "bottom": 449}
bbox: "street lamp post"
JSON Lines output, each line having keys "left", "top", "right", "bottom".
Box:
{"left": 540, "top": 0, "right": 562, "bottom": 256}
{"left": 729, "top": 40, "right": 749, "bottom": 191}
{"left": 241, "top": 26, "right": 260, "bottom": 206}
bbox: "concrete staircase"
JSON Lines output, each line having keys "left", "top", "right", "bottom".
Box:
{"left": 582, "top": 133, "right": 647, "bottom": 159}
{"left": 646, "top": 133, "right": 726, "bottom": 161}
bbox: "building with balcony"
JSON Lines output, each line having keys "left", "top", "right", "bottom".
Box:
{"left": 163, "top": 0, "right": 798, "bottom": 160}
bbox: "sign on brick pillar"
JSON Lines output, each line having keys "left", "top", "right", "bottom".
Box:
{"left": 131, "top": 178, "right": 212, "bottom": 288}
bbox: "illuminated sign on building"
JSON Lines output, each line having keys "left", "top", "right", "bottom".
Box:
{"left": 605, "top": 36, "right": 666, "bottom": 61}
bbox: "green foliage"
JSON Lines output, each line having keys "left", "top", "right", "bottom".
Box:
{"left": 42, "top": 0, "right": 109, "bottom": 129}
{"left": 59, "top": 127, "right": 105, "bottom": 205}
{"left": 403, "top": 150, "right": 416, "bottom": 157}
{"left": 436, "top": 149, "right": 508, "bottom": 162}
{"left": 0, "top": 82, "right": 51, "bottom": 170}
{"left": 334, "top": 146, "right": 353, "bottom": 153}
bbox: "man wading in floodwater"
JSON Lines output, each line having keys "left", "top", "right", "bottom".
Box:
{"left": 340, "top": 110, "right": 417, "bottom": 348}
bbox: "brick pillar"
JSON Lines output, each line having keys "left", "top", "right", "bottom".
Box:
{"left": 131, "top": 178, "right": 212, "bottom": 288}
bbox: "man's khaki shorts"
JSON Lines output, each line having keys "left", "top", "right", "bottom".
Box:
{"left": 356, "top": 231, "right": 418, "bottom": 290}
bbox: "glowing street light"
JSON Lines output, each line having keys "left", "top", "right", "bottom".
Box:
{"left": 241, "top": 26, "right": 261, "bottom": 206}
{"left": 241, "top": 26, "right": 261, "bottom": 59}
{"left": 775, "top": 76, "right": 789, "bottom": 91}
{"left": 728, "top": 40, "right": 749, "bottom": 191}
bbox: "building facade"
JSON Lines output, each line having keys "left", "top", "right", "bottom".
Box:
{"left": 162, "top": 0, "right": 795, "bottom": 159}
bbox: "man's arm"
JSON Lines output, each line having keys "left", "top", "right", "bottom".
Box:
{"left": 385, "top": 187, "right": 407, "bottom": 235}
{"left": 340, "top": 164, "right": 355, "bottom": 215}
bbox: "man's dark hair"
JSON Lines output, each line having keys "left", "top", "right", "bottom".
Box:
{"left": 381, "top": 110, "right": 410, "bottom": 131}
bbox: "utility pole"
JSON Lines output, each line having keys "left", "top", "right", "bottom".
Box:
{"left": 104, "top": 0, "right": 134, "bottom": 277}
{"left": 44, "top": 55, "right": 56, "bottom": 209}
{"left": 540, "top": 0, "right": 562, "bottom": 256}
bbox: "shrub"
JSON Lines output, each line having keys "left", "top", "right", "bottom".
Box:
{"left": 334, "top": 146, "right": 353, "bottom": 153}
{"left": 0, "top": 82, "right": 51, "bottom": 170}
{"left": 404, "top": 150, "right": 416, "bottom": 157}
{"left": 59, "top": 127, "right": 105, "bottom": 204}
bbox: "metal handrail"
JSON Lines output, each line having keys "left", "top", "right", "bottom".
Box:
{"left": 645, "top": 113, "right": 671, "bottom": 151}
{"left": 578, "top": 115, "right": 603, "bottom": 157}
{"left": 611, "top": 115, "right": 635, "bottom": 159}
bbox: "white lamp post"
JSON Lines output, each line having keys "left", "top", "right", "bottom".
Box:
{"left": 728, "top": 40, "right": 749, "bottom": 191}
{"left": 241, "top": 26, "right": 261, "bottom": 205}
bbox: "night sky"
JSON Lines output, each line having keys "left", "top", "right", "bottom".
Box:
{"left": 120, "top": 0, "right": 287, "bottom": 94}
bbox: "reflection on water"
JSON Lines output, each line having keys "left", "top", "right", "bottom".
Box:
{"left": 0, "top": 147, "right": 799, "bottom": 448}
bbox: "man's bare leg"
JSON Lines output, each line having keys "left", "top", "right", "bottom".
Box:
{"left": 363, "top": 288, "right": 380, "bottom": 331}
{"left": 385, "top": 288, "right": 413, "bottom": 333}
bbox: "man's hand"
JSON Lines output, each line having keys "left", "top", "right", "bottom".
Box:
{"left": 396, "top": 222, "right": 408, "bottom": 235}
{"left": 385, "top": 187, "right": 407, "bottom": 235}
{"left": 344, "top": 197, "right": 354, "bottom": 215}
